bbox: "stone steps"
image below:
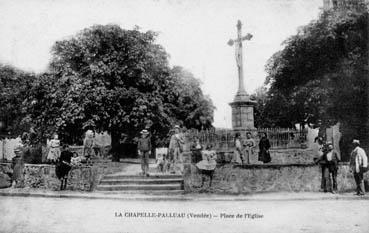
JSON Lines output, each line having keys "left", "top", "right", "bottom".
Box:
{"left": 99, "top": 178, "right": 183, "bottom": 185}
{"left": 96, "top": 173, "right": 184, "bottom": 194}
{"left": 102, "top": 174, "right": 182, "bottom": 180}
{"left": 96, "top": 183, "right": 183, "bottom": 191}
{"left": 95, "top": 190, "right": 184, "bottom": 195}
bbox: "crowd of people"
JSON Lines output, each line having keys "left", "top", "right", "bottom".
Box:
{"left": 46, "top": 130, "right": 106, "bottom": 165}
{"left": 315, "top": 138, "right": 368, "bottom": 196}
{"left": 136, "top": 125, "right": 218, "bottom": 189}
{"left": 138, "top": 125, "right": 186, "bottom": 176}
{"left": 232, "top": 132, "right": 271, "bottom": 165}
{"left": 136, "top": 127, "right": 275, "bottom": 189}
{"left": 8, "top": 130, "right": 107, "bottom": 190}
{"left": 7, "top": 126, "right": 369, "bottom": 195}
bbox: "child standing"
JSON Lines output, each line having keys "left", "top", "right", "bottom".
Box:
{"left": 56, "top": 145, "right": 73, "bottom": 190}
{"left": 47, "top": 133, "right": 61, "bottom": 164}
{"left": 155, "top": 148, "right": 168, "bottom": 173}
{"left": 196, "top": 145, "right": 217, "bottom": 188}
{"left": 190, "top": 136, "right": 203, "bottom": 164}
{"left": 137, "top": 130, "right": 152, "bottom": 177}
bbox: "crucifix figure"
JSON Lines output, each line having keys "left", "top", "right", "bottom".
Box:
{"left": 228, "top": 20, "right": 253, "bottom": 96}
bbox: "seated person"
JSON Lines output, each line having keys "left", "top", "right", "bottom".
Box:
{"left": 71, "top": 152, "right": 82, "bottom": 166}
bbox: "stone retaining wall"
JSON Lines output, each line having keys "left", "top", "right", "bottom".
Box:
{"left": 183, "top": 162, "right": 369, "bottom": 194}
{"left": 216, "top": 149, "right": 316, "bottom": 164}
{"left": 0, "top": 162, "right": 127, "bottom": 191}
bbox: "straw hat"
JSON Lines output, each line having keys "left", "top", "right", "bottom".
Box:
{"left": 140, "top": 129, "right": 149, "bottom": 135}
{"left": 353, "top": 139, "right": 360, "bottom": 145}
{"left": 13, "top": 143, "right": 23, "bottom": 154}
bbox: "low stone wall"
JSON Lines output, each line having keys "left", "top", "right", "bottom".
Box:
{"left": 269, "top": 149, "right": 316, "bottom": 164}
{"left": 216, "top": 149, "right": 316, "bottom": 164}
{"left": 183, "top": 162, "right": 369, "bottom": 194}
{"left": 0, "top": 162, "right": 127, "bottom": 191}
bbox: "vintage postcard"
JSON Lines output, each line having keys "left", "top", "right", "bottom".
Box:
{"left": 0, "top": 0, "right": 368, "bottom": 232}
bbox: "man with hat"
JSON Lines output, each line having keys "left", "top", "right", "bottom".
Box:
{"left": 315, "top": 141, "right": 340, "bottom": 193}
{"left": 350, "top": 139, "right": 368, "bottom": 195}
{"left": 137, "top": 129, "right": 152, "bottom": 176}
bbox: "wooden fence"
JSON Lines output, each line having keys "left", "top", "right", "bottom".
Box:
{"left": 184, "top": 128, "right": 308, "bottom": 151}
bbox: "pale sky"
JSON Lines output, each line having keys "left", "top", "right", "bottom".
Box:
{"left": 0, "top": 0, "right": 323, "bottom": 128}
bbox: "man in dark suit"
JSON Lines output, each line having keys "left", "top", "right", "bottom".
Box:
{"left": 316, "top": 142, "right": 340, "bottom": 193}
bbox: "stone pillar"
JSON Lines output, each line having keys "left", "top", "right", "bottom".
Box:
{"left": 229, "top": 92, "right": 256, "bottom": 130}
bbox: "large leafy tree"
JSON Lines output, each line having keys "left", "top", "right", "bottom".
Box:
{"left": 257, "top": 7, "right": 368, "bottom": 159}
{"left": 169, "top": 66, "right": 215, "bottom": 130}
{"left": 0, "top": 64, "right": 35, "bottom": 138}
{"left": 21, "top": 24, "right": 214, "bottom": 148}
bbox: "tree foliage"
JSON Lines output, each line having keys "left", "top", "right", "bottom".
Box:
{"left": 0, "top": 65, "right": 35, "bottom": 138}
{"left": 18, "top": 24, "right": 214, "bottom": 146}
{"left": 255, "top": 8, "right": 368, "bottom": 158}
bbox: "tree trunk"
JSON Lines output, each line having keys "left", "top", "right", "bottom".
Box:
{"left": 110, "top": 132, "right": 120, "bottom": 162}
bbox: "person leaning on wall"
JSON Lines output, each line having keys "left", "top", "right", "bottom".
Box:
{"left": 11, "top": 143, "right": 25, "bottom": 188}
{"left": 313, "top": 137, "right": 325, "bottom": 192}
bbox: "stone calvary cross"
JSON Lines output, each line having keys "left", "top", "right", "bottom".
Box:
{"left": 228, "top": 20, "right": 253, "bottom": 97}
{"left": 228, "top": 20, "right": 256, "bottom": 130}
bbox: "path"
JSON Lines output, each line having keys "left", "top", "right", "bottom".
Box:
{"left": 1, "top": 196, "right": 369, "bottom": 233}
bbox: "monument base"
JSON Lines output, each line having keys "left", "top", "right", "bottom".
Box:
{"left": 229, "top": 91, "right": 256, "bottom": 130}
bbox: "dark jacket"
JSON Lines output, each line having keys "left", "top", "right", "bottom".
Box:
{"left": 322, "top": 150, "right": 340, "bottom": 172}
{"left": 190, "top": 142, "right": 203, "bottom": 163}
{"left": 316, "top": 149, "right": 339, "bottom": 169}
{"left": 138, "top": 137, "right": 151, "bottom": 152}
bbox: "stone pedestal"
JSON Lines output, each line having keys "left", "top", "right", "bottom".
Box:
{"left": 229, "top": 91, "right": 256, "bottom": 130}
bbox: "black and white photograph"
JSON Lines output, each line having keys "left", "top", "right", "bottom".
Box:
{"left": 0, "top": 0, "right": 369, "bottom": 232}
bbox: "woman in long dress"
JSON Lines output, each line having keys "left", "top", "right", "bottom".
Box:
{"left": 258, "top": 133, "right": 271, "bottom": 163}
{"left": 232, "top": 133, "right": 243, "bottom": 164}
{"left": 83, "top": 130, "right": 95, "bottom": 164}
{"left": 243, "top": 132, "right": 256, "bottom": 164}
{"left": 47, "top": 134, "right": 61, "bottom": 164}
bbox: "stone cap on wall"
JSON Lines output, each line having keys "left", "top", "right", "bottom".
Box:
{"left": 231, "top": 162, "right": 350, "bottom": 169}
